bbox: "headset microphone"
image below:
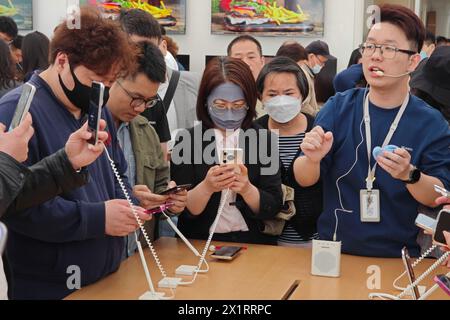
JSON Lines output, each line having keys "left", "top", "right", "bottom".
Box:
{"left": 374, "top": 70, "right": 411, "bottom": 78}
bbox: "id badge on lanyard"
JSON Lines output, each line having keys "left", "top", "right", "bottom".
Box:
{"left": 360, "top": 90, "right": 409, "bottom": 223}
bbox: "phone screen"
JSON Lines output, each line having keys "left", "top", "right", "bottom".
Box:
{"left": 211, "top": 246, "right": 242, "bottom": 259}
{"left": 401, "top": 247, "right": 420, "bottom": 299}
{"left": 87, "top": 82, "right": 104, "bottom": 145}
{"left": 434, "top": 210, "right": 450, "bottom": 245}
{"left": 9, "top": 83, "right": 36, "bottom": 131}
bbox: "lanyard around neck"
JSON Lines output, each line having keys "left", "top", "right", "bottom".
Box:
{"left": 364, "top": 90, "right": 410, "bottom": 190}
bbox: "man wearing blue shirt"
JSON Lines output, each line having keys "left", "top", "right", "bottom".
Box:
{"left": 294, "top": 4, "right": 450, "bottom": 258}
{"left": 0, "top": 9, "right": 151, "bottom": 299}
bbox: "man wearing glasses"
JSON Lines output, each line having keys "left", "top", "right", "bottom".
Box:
{"left": 293, "top": 4, "right": 450, "bottom": 258}
{"left": 106, "top": 42, "right": 187, "bottom": 258}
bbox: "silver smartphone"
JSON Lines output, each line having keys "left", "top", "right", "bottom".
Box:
{"left": 0, "top": 222, "right": 7, "bottom": 255}
{"left": 87, "top": 81, "right": 105, "bottom": 145}
{"left": 8, "top": 83, "right": 36, "bottom": 131}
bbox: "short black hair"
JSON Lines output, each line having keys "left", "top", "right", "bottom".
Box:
{"left": 227, "top": 35, "right": 263, "bottom": 57}
{"left": 11, "top": 34, "right": 22, "bottom": 50}
{"left": 276, "top": 42, "right": 308, "bottom": 62}
{"left": 131, "top": 41, "right": 166, "bottom": 84}
{"left": 256, "top": 56, "right": 309, "bottom": 100}
{"left": 424, "top": 31, "right": 436, "bottom": 46}
{"left": 119, "top": 8, "right": 161, "bottom": 41}
{"left": 0, "top": 16, "right": 18, "bottom": 40}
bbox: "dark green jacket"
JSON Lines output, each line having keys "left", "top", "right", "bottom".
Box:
{"left": 129, "top": 115, "right": 169, "bottom": 240}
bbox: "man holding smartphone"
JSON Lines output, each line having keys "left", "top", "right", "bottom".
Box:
{"left": 0, "top": 8, "right": 151, "bottom": 300}
{"left": 106, "top": 42, "right": 187, "bottom": 258}
{"left": 0, "top": 113, "right": 110, "bottom": 299}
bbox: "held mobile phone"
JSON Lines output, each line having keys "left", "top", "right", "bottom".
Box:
{"left": 0, "top": 222, "right": 7, "bottom": 255}
{"left": 87, "top": 81, "right": 105, "bottom": 145}
{"left": 415, "top": 213, "right": 437, "bottom": 233}
{"left": 8, "top": 83, "right": 36, "bottom": 131}
{"left": 210, "top": 246, "right": 242, "bottom": 260}
{"left": 401, "top": 247, "right": 420, "bottom": 300}
{"left": 433, "top": 209, "right": 450, "bottom": 246}
{"left": 158, "top": 184, "right": 193, "bottom": 196}
{"left": 434, "top": 274, "right": 450, "bottom": 296}
{"left": 218, "top": 148, "right": 243, "bottom": 174}
{"left": 434, "top": 185, "right": 450, "bottom": 198}
{"left": 145, "top": 202, "right": 174, "bottom": 215}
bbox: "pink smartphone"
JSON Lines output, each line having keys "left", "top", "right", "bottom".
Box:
{"left": 145, "top": 202, "right": 174, "bottom": 215}
{"left": 434, "top": 274, "right": 450, "bottom": 296}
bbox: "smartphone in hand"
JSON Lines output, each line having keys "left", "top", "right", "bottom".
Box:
{"left": 9, "top": 83, "right": 36, "bottom": 131}
{"left": 87, "top": 81, "right": 105, "bottom": 145}
{"left": 158, "top": 184, "right": 192, "bottom": 196}
{"left": 433, "top": 209, "right": 450, "bottom": 247}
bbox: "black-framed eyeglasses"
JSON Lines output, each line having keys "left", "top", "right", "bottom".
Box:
{"left": 116, "top": 80, "right": 160, "bottom": 109}
{"left": 359, "top": 43, "right": 417, "bottom": 59}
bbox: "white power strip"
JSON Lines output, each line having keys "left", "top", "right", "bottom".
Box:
{"left": 158, "top": 277, "right": 182, "bottom": 289}
{"left": 176, "top": 265, "right": 198, "bottom": 276}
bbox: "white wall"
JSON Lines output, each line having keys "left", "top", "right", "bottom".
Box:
{"left": 30, "top": 0, "right": 365, "bottom": 73}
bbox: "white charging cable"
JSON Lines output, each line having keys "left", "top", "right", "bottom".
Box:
{"left": 103, "top": 145, "right": 175, "bottom": 299}
{"left": 392, "top": 244, "right": 438, "bottom": 291}
{"left": 160, "top": 210, "right": 210, "bottom": 273}
{"left": 369, "top": 250, "right": 450, "bottom": 300}
{"left": 176, "top": 189, "right": 231, "bottom": 285}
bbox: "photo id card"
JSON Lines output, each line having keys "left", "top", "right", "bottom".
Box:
{"left": 360, "top": 189, "right": 380, "bottom": 223}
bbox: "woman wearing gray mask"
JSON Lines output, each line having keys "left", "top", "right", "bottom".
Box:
{"left": 170, "top": 57, "right": 282, "bottom": 245}
{"left": 255, "top": 56, "right": 323, "bottom": 248}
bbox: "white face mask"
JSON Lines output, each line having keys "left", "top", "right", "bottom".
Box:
{"left": 312, "top": 64, "right": 323, "bottom": 75}
{"left": 263, "top": 95, "right": 302, "bottom": 124}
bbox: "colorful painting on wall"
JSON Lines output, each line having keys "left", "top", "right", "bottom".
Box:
{"left": 83, "top": 0, "right": 186, "bottom": 34}
{"left": 211, "top": 0, "right": 324, "bottom": 37}
{"left": 0, "top": 0, "right": 33, "bottom": 30}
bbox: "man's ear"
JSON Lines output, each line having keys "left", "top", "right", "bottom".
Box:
{"left": 159, "top": 39, "right": 167, "bottom": 56}
{"left": 408, "top": 53, "right": 421, "bottom": 72}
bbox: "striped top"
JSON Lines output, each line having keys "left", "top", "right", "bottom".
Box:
{"left": 277, "top": 133, "right": 319, "bottom": 244}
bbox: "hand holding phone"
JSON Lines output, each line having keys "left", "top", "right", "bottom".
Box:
{"left": 158, "top": 184, "right": 192, "bottom": 195}
{"left": 9, "top": 83, "right": 36, "bottom": 132}
{"left": 219, "top": 148, "right": 244, "bottom": 174}
{"left": 433, "top": 209, "right": 450, "bottom": 247}
{"left": 87, "top": 81, "right": 105, "bottom": 145}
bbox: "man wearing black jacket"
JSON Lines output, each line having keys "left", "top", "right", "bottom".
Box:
{"left": 0, "top": 113, "right": 109, "bottom": 299}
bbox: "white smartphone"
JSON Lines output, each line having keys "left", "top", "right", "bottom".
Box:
{"left": 415, "top": 213, "right": 437, "bottom": 233}
{"left": 0, "top": 222, "right": 7, "bottom": 255}
{"left": 8, "top": 83, "right": 36, "bottom": 131}
{"left": 87, "top": 81, "right": 105, "bottom": 145}
{"left": 219, "top": 148, "right": 244, "bottom": 173}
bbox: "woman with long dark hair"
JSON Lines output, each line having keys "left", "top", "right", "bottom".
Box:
{"left": 0, "top": 40, "right": 20, "bottom": 98}
{"left": 21, "top": 31, "right": 50, "bottom": 81}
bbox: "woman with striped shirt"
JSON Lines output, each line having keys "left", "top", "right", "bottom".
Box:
{"left": 255, "top": 56, "right": 323, "bottom": 248}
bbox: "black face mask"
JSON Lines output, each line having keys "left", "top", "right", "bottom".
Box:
{"left": 58, "top": 64, "right": 110, "bottom": 113}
